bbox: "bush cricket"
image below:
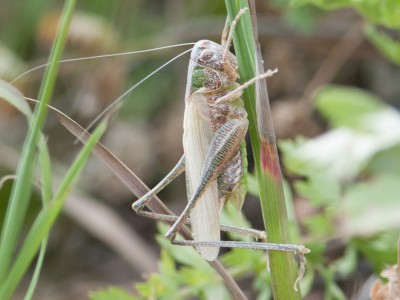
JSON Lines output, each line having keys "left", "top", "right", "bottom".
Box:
{"left": 14, "top": 7, "right": 310, "bottom": 289}
{"left": 130, "top": 8, "right": 309, "bottom": 285}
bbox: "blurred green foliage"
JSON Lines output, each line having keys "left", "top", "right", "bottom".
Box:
{"left": 292, "top": 0, "right": 400, "bottom": 29}
{"left": 92, "top": 85, "right": 400, "bottom": 299}
{"left": 281, "top": 85, "right": 400, "bottom": 298}
{"left": 56, "top": 1, "right": 400, "bottom": 299}
{"left": 1, "top": 0, "right": 400, "bottom": 299}
{"left": 292, "top": 0, "right": 400, "bottom": 66}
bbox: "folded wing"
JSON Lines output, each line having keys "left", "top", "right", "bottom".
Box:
{"left": 183, "top": 92, "right": 220, "bottom": 261}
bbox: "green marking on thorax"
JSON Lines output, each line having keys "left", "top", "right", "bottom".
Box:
{"left": 191, "top": 67, "right": 208, "bottom": 91}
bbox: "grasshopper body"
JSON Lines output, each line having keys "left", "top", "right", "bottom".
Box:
{"left": 183, "top": 39, "right": 248, "bottom": 260}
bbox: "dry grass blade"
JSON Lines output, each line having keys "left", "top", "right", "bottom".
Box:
{"left": 58, "top": 113, "right": 173, "bottom": 216}
{"left": 0, "top": 142, "right": 158, "bottom": 273}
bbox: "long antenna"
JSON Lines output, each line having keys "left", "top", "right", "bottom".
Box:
{"left": 78, "top": 47, "right": 193, "bottom": 140}
{"left": 11, "top": 43, "right": 196, "bottom": 84}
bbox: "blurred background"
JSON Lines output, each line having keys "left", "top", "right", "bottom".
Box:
{"left": 1, "top": 0, "right": 399, "bottom": 299}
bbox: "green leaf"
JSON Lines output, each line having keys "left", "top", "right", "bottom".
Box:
{"left": 318, "top": 266, "right": 346, "bottom": 300}
{"left": 366, "top": 144, "right": 400, "bottom": 175}
{"left": 179, "top": 266, "right": 219, "bottom": 291}
{"left": 303, "top": 214, "right": 335, "bottom": 237}
{"left": 246, "top": 172, "right": 260, "bottom": 197}
{"left": 155, "top": 224, "right": 212, "bottom": 271}
{"left": 0, "top": 44, "right": 26, "bottom": 81}
{"left": 295, "top": 173, "right": 341, "bottom": 206}
{"left": 0, "top": 80, "right": 31, "bottom": 118}
{"left": 158, "top": 249, "right": 179, "bottom": 282}
{"left": 314, "top": 85, "right": 383, "bottom": 129}
{"left": 365, "top": 24, "right": 400, "bottom": 66}
{"left": 331, "top": 244, "right": 357, "bottom": 277}
{"left": 281, "top": 138, "right": 342, "bottom": 201}
{"left": 203, "top": 284, "right": 230, "bottom": 300}
{"left": 352, "top": 232, "right": 398, "bottom": 270}
{"left": 222, "top": 248, "right": 264, "bottom": 273}
{"left": 135, "top": 250, "right": 182, "bottom": 299}
{"left": 220, "top": 202, "right": 252, "bottom": 241}
{"left": 89, "top": 287, "right": 137, "bottom": 300}
{"left": 281, "top": 92, "right": 400, "bottom": 181}
{"left": 291, "top": 0, "right": 352, "bottom": 10}
{"left": 326, "top": 281, "right": 346, "bottom": 300}
{"left": 253, "top": 269, "right": 272, "bottom": 300}
{"left": 291, "top": 0, "right": 400, "bottom": 29}
{"left": 298, "top": 268, "right": 315, "bottom": 297}
{"left": 341, "top": 174, "right": 400, "bottom": 236}
{"left": 284, "top": 5, "right": 320, "bottom": 32}
{"left": 355, "top": 0, "right": 400, "bottom": 29}
{"left": 305, "top": 242, "right": 326, "bottom": 266}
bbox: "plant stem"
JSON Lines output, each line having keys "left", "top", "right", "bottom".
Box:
{"left": 225, "top": 1, "right": 303, "bottom": 298}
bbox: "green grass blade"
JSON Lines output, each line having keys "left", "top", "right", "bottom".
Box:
{"left": 0, "top": 69, "right": 53, "bottom": 300}
{"left": 224, "top": 1, "right": 303, "bottom": 298}
{"left": 37, "top": 136, "right": 54, "bottom": 206}
{"left": 0, "top": 75, "right": 56, "bottom": 300}
{"left": 0, "top": 0, "right": 76, "bottom": 284}
{"left": 0, "top": 120, "right": 107, "bottom": 300}
{"left": 0, "top": 80, "right": 32, "bottom": 118}
{"left": 24, "top": 135, "right": 53, "bottom": 300}
{"left": 24, "top": 239, "right": 48, "bottom": 300}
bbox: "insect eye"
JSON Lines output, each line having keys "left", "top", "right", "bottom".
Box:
{"left": 200, "top": 50, "right": 214, "bottom": 61}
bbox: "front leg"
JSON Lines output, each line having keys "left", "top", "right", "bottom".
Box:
{"left": 165, "top": 118, "right": 249, "bottom": 241}
{"left": 132, "top": 155, "right": 185, "bottom": 212}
